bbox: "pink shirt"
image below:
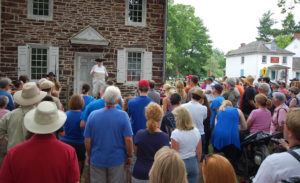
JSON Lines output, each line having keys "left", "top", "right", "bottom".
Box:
{"left": 0, "top": 109, "right": 9, "bottom": 119}
{"left": 270, "top": 104, "right": 289, "bottom": 133}
{"left": 248, "top": 108, "right": 271, "bottom": 134}
{"left": 280, "top": 89, "right": 288, "bottom": 94}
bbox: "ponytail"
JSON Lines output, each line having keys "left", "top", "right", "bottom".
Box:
{"left": 219, "top": 100, "right": 233, "bottom": 111}
{"left": 147, "top": 119, "right": 157, "bottom": 134}
{"left": 265, "top": 99, "right": 272, "bottom": 108}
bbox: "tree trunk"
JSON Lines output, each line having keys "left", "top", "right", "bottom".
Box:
{"left": 175, "top": 65, "right": 180, "bottom": 78}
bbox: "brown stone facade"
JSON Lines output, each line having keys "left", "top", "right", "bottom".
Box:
{"left": 1, "top": 0, "right": 166, "bottom": 104}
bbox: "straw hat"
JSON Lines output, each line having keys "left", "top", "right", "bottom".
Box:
{"left": 245, "top": 75, "right": 254, "bottom": 86}
{"left": 13, "top": 82, "right": 47, "bottom": 106}
{"left": 191, "top": 88, "right": 204, "bottom": 98}
{"left": 40, "top": 80, "right": 54, "bottom": 90}
{"left": 24, "top": 101, "right": 66, "bottom": 134}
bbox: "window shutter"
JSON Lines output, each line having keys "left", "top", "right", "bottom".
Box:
{"left": 49, "top": 46, "right": 59, "bottom": 78}
{"left": 143, "top": 51, "right": 152, "bottom": 80}
{"left": 117, "top": 50, "right": 126, "bottom": 83}
{"left": 18, "top": 46, "right": 29, "bottom": 77}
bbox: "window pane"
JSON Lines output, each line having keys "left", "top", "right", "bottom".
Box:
{"left": 42, "top": 61, "right": 47, "bottom": 66}
{"left": 37, "top": 55, "right": 42, "bottom": 60}
{"left": 42, "top": 68, "right": 47, "bottom": 73}
{"left": 43, "top": 55, "right": 47, "bottom": 60}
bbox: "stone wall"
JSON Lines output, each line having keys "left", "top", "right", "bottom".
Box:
{"left": 1, "top": 0, "right": 165, "bottom": 105}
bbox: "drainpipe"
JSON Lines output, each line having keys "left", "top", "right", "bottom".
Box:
{"left": 162, "top": 0, "right": 168, "bottom": 82}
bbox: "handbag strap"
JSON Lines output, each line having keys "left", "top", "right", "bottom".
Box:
{"left": 288, "top": 149, "right": 300, "bottom": 163}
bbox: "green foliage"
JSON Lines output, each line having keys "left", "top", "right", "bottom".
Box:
{"left": 167, "top": 3, "right": 212, "bottom": 78}
{"left": 256, "top": 11, "right": 278, "bottom": 42}
{"left": 204, "top": 49, "right": 226, "bottom": 78}
{"left": 277, "top": 0, "right": 300, "bottom": 14}
{"left": 274, "top": 34, "right": 294, "bottom": 48}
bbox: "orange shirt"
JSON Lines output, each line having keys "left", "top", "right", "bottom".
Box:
{"left": 185, "top": 85, "right": 192, "bottom": 94}
{"left": 236, "top": 85, "right": 244, "bottom": 109}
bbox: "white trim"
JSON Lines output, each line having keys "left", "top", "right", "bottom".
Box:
{"left": 70, "top": 26, "right": 110, "bottom": 46}
{"left": 27, "top": 0, "right": 53, "bottom": 21}
{"left": 125, "top": 0, "right": 147, "bottom": 27}
{"left": 70, "top": 40, "right": 109, "bottom": 46}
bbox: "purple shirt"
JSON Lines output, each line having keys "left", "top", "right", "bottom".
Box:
{"left": 248, "top": 108, "right": 271, "bottom": 134}
{"left": 0, "top": 109, "right": 9, "bottom": 119}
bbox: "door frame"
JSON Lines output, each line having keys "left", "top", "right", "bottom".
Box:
{"left": 74, "top": 52, "right": 103, "bottom": 94}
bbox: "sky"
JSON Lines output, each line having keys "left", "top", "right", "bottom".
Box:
{"left": 174, "top": 0, "right": 300, "bottom": 53}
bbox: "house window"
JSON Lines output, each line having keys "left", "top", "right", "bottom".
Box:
{"left": 282, "top": 56, "right": 287, "bottom": 64}
{"left": 125, "top": 0, "right": 147, "bottom": 26}
{"left": 241, "top": 56, "right": 245, "bottom": 64}
{"left": 28, "top": 0, "right": 53, "bottom": 20}
{"left": 271, "top": 71, "right": 276, "bottom": 80}
{"left": 262, "top": 56, "right": 267, "bottom": 64}
{"left": 31, "top": 48, "right": 48, "bottom": 80}
{"left": 296, "top": 72, "right": 300, "bottom": 80}
{"left": 127, "top": 52, "right": 142, "bottom": 81}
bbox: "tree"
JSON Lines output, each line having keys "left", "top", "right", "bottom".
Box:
{"left": 277, "top": 0, "right": 300, "bottom": 14}
{"left": 274, "top": 34, "right": 294, "bottom": 48}
{"left": 256, "top": 11, "right": 278, "bottom": 42}
{"left": 167, "top": 2, "right": 212, "bottom": 78}
{"left": 204, "top": 49, "right": 226, "bottom": 78}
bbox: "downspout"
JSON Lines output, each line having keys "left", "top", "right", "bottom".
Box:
{"left": 162, "top": 0, "right": 168, "bottom": 82}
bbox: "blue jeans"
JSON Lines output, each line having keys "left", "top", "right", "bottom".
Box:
{"left": 183, "top": 156, "right": 199, "bottom": 183}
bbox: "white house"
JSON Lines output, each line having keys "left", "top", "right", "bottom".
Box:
{"left": 226, "top": 41, "right": 295, "bottom": 82}
{"left": 285, "top": 33, "right": 300, "bottom": 80}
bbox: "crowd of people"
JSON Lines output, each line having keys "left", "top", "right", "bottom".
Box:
{"left": 0, "top": 71, "right": 299, "bottom": 183}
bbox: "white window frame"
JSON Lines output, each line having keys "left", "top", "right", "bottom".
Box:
{"left": 28, "top": 44, "right": 50, "bottom": 81}
{"left": 262, "top": 55, "right": 267, "bottom": 64}
{"left": 125, "top": 0, "right": 147, "bottom": 27}
{"left": 125, "top": 48, "right": 145, "bottom": 85}
{"left": 28, "top": 0, "right": 53, "bottom": 21}
{"left": 282, "top": 56, "right": 287, "bottom": 64}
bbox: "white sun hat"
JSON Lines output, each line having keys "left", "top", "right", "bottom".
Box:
{"left": 24, "top": 101, "right": 67, "bottom": 134}
{"left": 13, "top": 82, "right": 47, "bottom": 106}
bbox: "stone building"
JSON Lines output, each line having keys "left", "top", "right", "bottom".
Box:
{"left": 0, "top": 0, "right": 167, "bottom": 103}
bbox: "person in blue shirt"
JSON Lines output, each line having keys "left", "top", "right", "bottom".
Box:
{"left": 128, "top": 79, "right": 153, "bottom": 137}
{"left": 210, "top": 84, "right": 225, "bottom": 128}
{"left": 84, "top": 86, "right": 133, "bottom": 183}
{"left": 81, "top": 83, "right": 95, "bottom": 112}
{"left": 0, "top": 79, "right": 14, "bottom": 111}
{"left": 61, "top": 94, "right": 86, "bottom": 177}
{"left": 80, "top": 85, "right": 121, "bottom": 127}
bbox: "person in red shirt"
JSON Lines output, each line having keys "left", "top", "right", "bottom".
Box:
{"left": 0, "top": 101, "right": 80, "bottom": 183}
{"left": 185, "top": 75, "right": 193, "bottom": 94}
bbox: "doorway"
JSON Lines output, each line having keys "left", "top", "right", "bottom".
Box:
{"left": 74, "top": 53, "right": 103, "bottom": 94}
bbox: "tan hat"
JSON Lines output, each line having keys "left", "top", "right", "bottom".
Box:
{"left": 245, "top": 75, "right": 255, "bottom": 86}
{"left": 163, "top": 84, "right": 172, "bottom": 91}
{"left": 24, "top": 101, "right": 66, "bottom": 134}
{"left": 13, "top": 82, "right": 47, "bottom": 106}
{"left": 40, "top": 80, "right": 54, "bottom": 90}
{"left": 191, "top": 88, "right": 204, "bottom": 98}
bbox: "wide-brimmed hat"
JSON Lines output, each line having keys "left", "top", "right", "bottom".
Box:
{"left": 24, "top": 101, "right": 67, "bottom": 134}
{"left": 47, "top": 72, "right": 56, "bottom": 77}
{"left": 191, "top": 88, "right": 204, "bottom": 98}
{"left": 95, "top": 58, "right": 105, "bottom": 62}
{"left": 13, "top": 82, "right": 47, "bottom": 106}
{"left": 245, "top": 75, "right": 254, "bottom": 86}
{"left": 271, "top": 81, "right": 280, "bottom": 87}
{"left": 40, "top": 80, "right": 54, "bottom": 90}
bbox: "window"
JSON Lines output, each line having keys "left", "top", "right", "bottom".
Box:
{"left": 28, "top": 0, "right": 53, "bottom": 20}
{"left": 282, "top": 56, "right": 287, "bottom": 64}
{"left": 271, "top": 71, "right": 276, "bottom": 80}
{"left": 31, "top": 48, "right": 48, "bottom": 80}
{"left": 241, "top": 56, "right": 244, "bottom": 64}
{"left": 127, "top": 52, "right": 142, "bottom": 81}
{"left": 262, "top": 56, "right": 267, "bottom": 64}
{"left": 296, "top": 72, "right": 300, "bottom": 80}
{"left": 240, "top": 69, "right": 244, "bottom": 76}
{"left": 125, "top": 0, "right": 147, "bottom": 26}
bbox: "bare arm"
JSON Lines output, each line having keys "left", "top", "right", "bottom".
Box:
{"left": 196, "top": 138, "right": 202, "bottom": 163}
{"left": 289, "top": 98, "right": 297, "bottom": 108}
{"left": 248, "top": 100, "right": 257, "bottom": 109}
{"left": 80, "top": 120, "right": 86, "bottom": 128}
{"left": 134, "top": 145, "right": 138, "bottom": 157}
{"left": 238, "top": 109, "right": 247, "bottom": 130}
{"left": 124, "top": 136, "right": 133, "bottom": 168}
{"left": 247, "top": 118, "right": 253, "bottom": 128}
{"left": 171, "top": 139, "right": 179, "bottom": 152}
{"left": 162, "top": 98, "right": 168, "bottom": 114}
{"left": 85, "top": 138, "right": 92, "bottom": 165}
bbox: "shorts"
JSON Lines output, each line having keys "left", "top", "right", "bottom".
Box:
{"left": 62, "top": 141, "right": 86, "bottom": 161}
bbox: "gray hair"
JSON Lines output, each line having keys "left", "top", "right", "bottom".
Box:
{"left": 0, "top": 96, "right": 9, "bottom": 108}
{"left": 227, "top": 77, "right": 236, "bottom": 87}
{"left": 258, "top": 83, "right": 270, "bottom": 94}
{"left": 104, "top": 86, "right": 121, "bottom": 106}
{"left": 273, "top": 92, "right": 286, "bottom": 104}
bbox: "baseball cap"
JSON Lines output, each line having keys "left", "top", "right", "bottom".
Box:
{"left": 212, "top": 84, "right": 223, "bottom": 93}
{"left": 207, "top": 77, "right": 213, "bottom": 82}
{"left": 138, "top": 79, "right": 149, "bottom": 88}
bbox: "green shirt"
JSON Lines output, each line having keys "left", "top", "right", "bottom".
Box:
{"left": 0, "top": 106, "right": 34, "bottom": 150}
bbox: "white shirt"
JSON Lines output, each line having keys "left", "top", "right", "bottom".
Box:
{"left": 171, "top": 128, "right": 201, "bottom": 159}
{"left": 182, "top": 101, "right": 207, "bottom": 135}
{"left": 253, "top": 148, "right": 300, "bottom": 183}
{"left": 205, "top": 84, "right": 214, "bottom": 102}
{"left": 90, "top": 65, "right": 108, "bottom": 81}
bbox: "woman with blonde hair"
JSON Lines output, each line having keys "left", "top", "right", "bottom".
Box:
{"left": 247, "top": 94, "right": 272, "bottom": 134}
{"left": 149, "top": 146, "right": 188, "bottom": 183}
{"left": 162, "top": 84, "right": 173, "bottom": 114}
{"left": 202, "top": 154, "right": 237, "bottom": 183}
{"left": 175, "top": 80, "right": 187, "bottom": 104}
{"left": 132, "top": 103, "right": 169, "bottom": 183}
{"left": 211, "top": 100, "right": 247, "bottom": 167}
{"left": 171, "top": 107, "right": 202, "bottom": 183}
